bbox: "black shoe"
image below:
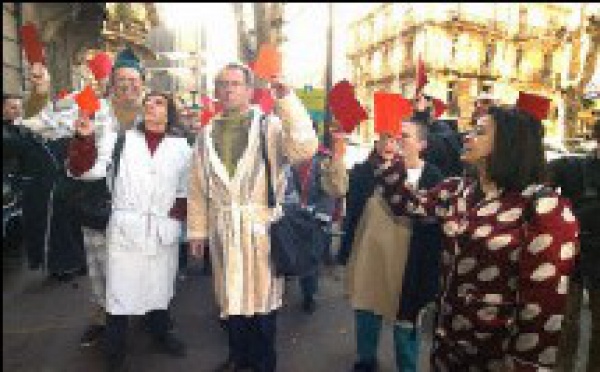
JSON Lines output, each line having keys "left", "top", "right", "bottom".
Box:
{"left": 302, "top": 297, "right": 317, "bottom": 314}
{"left": 155, "top": 333, "right": 186, "bottom": 357}
{"left": 80, "top": 324, "right": 105, "bottom": 347}
{"left": 352, "top": 360, "right": 378, "bottom": 372}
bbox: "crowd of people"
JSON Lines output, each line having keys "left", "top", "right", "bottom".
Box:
{"left": 2, "top": 46, "right": 599, "bottom": 372}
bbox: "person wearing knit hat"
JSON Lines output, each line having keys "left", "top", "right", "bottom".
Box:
{"left": 108, "top": 47, "right": 145, "bottom": 131}
{"left": 20, "top": 47, "right": 149, "bottom": 350}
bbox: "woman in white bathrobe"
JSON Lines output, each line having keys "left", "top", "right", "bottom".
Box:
{"left": 68, "top": 92, "right": 192, "bottom": 370}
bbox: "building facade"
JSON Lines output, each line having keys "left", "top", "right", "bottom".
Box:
{"left": 347, "top": 3, "right": 598, "bottom": 143}
{"left": 3, "top": 3, "right": 159, "bottom": 99}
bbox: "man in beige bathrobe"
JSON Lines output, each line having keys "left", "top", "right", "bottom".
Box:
{"left": 187, "top": 63, "right": 318, "bottom": 372}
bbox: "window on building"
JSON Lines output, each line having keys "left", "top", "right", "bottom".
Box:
{"left": 451, "top": 35, "right": 458, "bottom": 61}
{"left": 447, "top": 81, "right": 455, "bottom": 104}
{"left": 405, "top": 40, "right": 413, "bottom": 65}
{"left": 515, "top": 47, "right": 523, "bottom": 70}
{"left": 484, "top": 43, "right": 494, "bottom": 69}
{"left": 447, "top": 81, "right": 461, "bottom": 116}
{"left": 542, "top": 53, "right": 552, "bottom": 79}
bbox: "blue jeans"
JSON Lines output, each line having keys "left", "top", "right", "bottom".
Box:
{"left": 354, "top": 310, "right": 419, "bottom": 372}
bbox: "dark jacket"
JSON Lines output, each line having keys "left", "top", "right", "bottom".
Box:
{"left": 397, "top": 163, "right": 444, "bottom": 322}
{"left": 548, "top": 153, "right": 600, "bottom": 288}
{"left": 338, "top": 156, "right": 444, "bottom": 322}
{"left": 337, "top": 156, "right": 377, "bottom": 265}
{"left": 3, "top": 123, "right": 84, "bottom": 272}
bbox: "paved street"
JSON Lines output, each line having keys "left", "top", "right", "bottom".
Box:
{"left": 3, "top": 245, "right": 431, "bottom": 372}
{"left": 3, "top": 245, "right": 591, "bottom": 372}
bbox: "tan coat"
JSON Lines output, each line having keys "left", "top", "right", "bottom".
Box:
{"left": 187, "top": 94, "right": 318, "bottom": 317}
{"left": 347, "top": 191, "right": 412, "bottom": 321}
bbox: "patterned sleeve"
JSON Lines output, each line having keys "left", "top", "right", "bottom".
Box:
{"left": 375, "top": 157, "right": 457, "bottom": 219}
{"left": 508, "top": 192, "right": 579, "bottom": 370}
{"left": 66, "top": 134, "right": 97, "bottom": 177}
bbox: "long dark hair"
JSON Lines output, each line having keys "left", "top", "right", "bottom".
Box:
{"left": 486, "top": 106, "right": 546, "bottom": 192}
{"left": 139, "top": 91, "right": 180, "bottom": 135}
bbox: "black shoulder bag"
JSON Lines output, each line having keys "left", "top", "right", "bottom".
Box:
{"left": 259, "top": 115, "right": 322, "bottom": 277}
{"left": 67, "top": 133, "right": 126, "bottom": 230}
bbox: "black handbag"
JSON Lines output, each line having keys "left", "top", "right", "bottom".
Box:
{"left": 63, "top": 133, "right": 126, "bottom": 230}
{"left": 259, "top": 116, "right": 323, "bottom": 277}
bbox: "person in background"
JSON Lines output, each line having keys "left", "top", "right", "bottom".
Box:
{"left": 11, "top": 65, "right": 88, "bottom": 279}
{"left": 286, "top": 133, "right": 348, "bottom": 313}
{"left": 547, "top": 121, "right": 599, "bottom": 372}
{"left": 470, "top": 92, "right": 497, "bottom": 126}
{"left": 68, "top": 91, "right": 191, "bottom": 371}
{"left": 374, "top": 106, "right": 579, "bottom": 371}
{"left": 3, "top": 93, "right": 24, "bottom": 175}
{"left": 338, "top": 121, "right": 443, "bottom": 372}
{"left": 412, "top": 93, "right": 463, "bottom": 178}
{"left": 187, "top": 62, "right": 317, "bottom": 372}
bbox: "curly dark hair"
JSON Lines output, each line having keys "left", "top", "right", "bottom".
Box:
{"left": 140, "top": 91, "right": 180, "bottom": 135}
{"left": 486, "top": 105, "right": 547, "bottom": 192}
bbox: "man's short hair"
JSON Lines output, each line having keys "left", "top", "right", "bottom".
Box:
{"left": 3, "top": 93, "right": 23, "bottom": 103}
{"left": 403, "top": 119, "right": 429, "bottom": 142}
{"left": 219, "top": 62, "right": 255, "bottom": 87}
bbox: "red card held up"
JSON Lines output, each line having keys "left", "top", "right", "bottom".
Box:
{"left": 374, "top": 92, "right": 412, "bottom": 136}
{"left": 74, "top": 85, "right": 101, "bottom": 116}
{"left": 88, "top": 52, "right": 113, "bottom": 80}
{"left": 432, "top": 98, "right": 447, "bottom": 119}
{"left": 20, "top": 23, "right": 45, "bottom": 65}
{"left": 516, "top": 92, "right": 551, "bottom": 121}
{"left": 415, "top": 54, "right": 428, "bottom": 94}
{"left": 328, "top": 80, "right": 367, "bottom": 133}
{"left": 252, "top": 43, "right": 281, "bottom": 80}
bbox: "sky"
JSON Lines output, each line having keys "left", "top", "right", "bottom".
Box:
{"left": 282, "top": 3, "right": 378, "bottom": 88}
{"left": 154, "top": 3, "right": 376, "bottom": 91}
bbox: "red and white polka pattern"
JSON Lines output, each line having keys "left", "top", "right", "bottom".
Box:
{"left": 375, "top": 160, "right": 579, "bottom": 371}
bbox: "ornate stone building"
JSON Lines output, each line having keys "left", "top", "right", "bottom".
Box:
{"left": 347, "top": 3, "right": 598, "bottom": 143}
{"left": 3, "top": 3, "right": 159, "bottom": 97}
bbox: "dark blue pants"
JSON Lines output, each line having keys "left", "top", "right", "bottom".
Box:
{"left": 226, "top": 312, "right": 277, "bottom": 372}
{"left": 105, "top": 309, "right": 170, "bottom": 358}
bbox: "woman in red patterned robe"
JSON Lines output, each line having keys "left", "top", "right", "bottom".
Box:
{"left": 374, "top": 106, "right": 579, "bottom": 371}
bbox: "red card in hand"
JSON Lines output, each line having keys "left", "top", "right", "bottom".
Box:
{"left": 20, "top": 23, "right": 45, "bottom": 65}
{"left": 516, "top": 92, "right": 551, "bottom": 121}
{"left": 88, "top": 52, "right": 113, "bottom": 80}
{"left": 75, "top": 85, "right": 101, "bottom": 116}
{"left": 415, "top": 54, "right": 428, "bottom": 94}
{"left": 252, "top": 43, "right": 282, "bottom": 80}
{"left": 374, "top": 92, "right": 412, "bottom": 136}
{"left": 329, "top": 80, "right": 367, "bottom": 133}
{"left": 432, "top": 98, "right": 447, "bottom": 119}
